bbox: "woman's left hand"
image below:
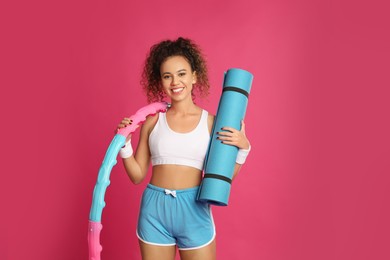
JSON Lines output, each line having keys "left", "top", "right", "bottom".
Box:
{"left": 217, "top": 120, "right": 250, "bottom": 150}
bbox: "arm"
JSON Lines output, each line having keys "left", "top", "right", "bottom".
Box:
{"left": 217, "top": 120, "right": 251, "bottom": 180}
{"left": 120, "top": 114, "right": 158, "bottom": 184}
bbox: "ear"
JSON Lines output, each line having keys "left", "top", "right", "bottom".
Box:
{"left": 192, "top": 71, "right": 197, "bottom": 84}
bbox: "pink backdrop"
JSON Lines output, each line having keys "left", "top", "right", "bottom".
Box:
{"left": 2, "top": 0, "right": 389, "bottom": 259}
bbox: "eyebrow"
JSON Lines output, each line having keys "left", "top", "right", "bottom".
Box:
{"left": 162, "top": 69, "right": 187, "bottom": 75}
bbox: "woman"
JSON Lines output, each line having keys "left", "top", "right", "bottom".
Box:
{"left": 117, "top": 37, "right": 251, "bottom": 260}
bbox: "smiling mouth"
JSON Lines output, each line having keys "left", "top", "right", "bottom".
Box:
{"left": 172, "top": 87, "right": 184, "bottom": 93}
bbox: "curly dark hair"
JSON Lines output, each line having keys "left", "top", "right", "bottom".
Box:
{"left": 141, "top": 37, "right": 210, "bottom": 102}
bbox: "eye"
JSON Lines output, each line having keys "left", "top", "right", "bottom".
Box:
{"left": 163, "top": 75, "right": 171, "bottom": 80}
{"left": 178, "top": 72, "right": 186, "bottom": 77}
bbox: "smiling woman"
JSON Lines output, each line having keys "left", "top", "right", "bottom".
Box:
{"left": 116, "top": 37, "right": 251, "bottom": 260}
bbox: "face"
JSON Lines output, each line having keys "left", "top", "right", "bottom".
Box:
{"left": 160, "top": 56, "right": 197, "bottom": 102}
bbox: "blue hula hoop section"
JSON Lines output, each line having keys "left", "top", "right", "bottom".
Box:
{"left": 89, "top": 134, "right": 126, "bottom": 222}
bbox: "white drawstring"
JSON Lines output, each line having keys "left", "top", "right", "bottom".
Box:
{"left": 164, "top": 189, "right": 177, "bottom": 198}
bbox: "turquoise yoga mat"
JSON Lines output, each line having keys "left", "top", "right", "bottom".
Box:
{"left": 197, "top": 68, "right": 253, "bottom": 206}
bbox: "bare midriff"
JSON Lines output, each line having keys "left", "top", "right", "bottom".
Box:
{"left": 150, "top": 165, "right": 203, "bottom": 190}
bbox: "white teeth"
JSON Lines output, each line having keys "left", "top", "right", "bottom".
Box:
{"left": 172, "top": 87, "right": 184, "bottom": 93}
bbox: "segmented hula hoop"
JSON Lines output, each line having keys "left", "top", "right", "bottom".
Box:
{"left": 88, "top": 102, "right": 169, "bottom": 260}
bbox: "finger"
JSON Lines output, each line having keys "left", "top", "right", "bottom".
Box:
{"left": 221, "top": 126, "right": 238, "bottom": 133}
{"left": 217, "top": 131, "right": 234, "bottom": 137}
{"left": 219, "top": 140, "right": 237, "bottom": 146}
{"left": 121, "top": 121, "right": 133, "bottom": 127}
{"left": 122, "top": 119, "right": 133, "bottom": 124}
{"left": 217, "top": 135, "right": 231, "bottom": 141}
{"left": 218, "top": 134, "right": 241, "bottom": 142}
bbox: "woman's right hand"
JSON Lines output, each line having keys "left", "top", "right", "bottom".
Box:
{"left": 117, "top": 117, "right": 133, "bottom": 129}
{"left": 116, "top": 118, "right": 136, "bottom": 142}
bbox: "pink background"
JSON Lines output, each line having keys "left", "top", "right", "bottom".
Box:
{"left": 2, "top": 0, "right": 389, "bottom": 259}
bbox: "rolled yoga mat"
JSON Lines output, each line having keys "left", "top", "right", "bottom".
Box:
{"left": 197, "top": 68, "right": 253, "bottom": 206}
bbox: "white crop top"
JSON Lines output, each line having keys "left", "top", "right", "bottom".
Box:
{"left": 149, "top": 110, "right": 210, "bottom": 170}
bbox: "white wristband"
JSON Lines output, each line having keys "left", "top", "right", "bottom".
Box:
{"left": 119, "top": 139, "right": 133, "bottom": 159}
{"left": 236, "top": 145, "right": 251, "bottom": 164}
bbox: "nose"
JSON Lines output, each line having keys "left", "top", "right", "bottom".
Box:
{"left": 171, "top": 75, "right": 180, "bottom": 86}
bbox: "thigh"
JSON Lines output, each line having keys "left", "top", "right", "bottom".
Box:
{"left": 139, "top": 240, "right": 176, "bottom": 260}
{"left": 179, "top": 238, "right": 216, "bottom": 260}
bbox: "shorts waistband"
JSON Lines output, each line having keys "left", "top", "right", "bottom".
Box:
{"left": 147, "top": 183, "right": 199, "bottom": 194}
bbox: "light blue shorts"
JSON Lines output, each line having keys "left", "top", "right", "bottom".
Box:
{"left": 137, "top": 184, "right": 215, "bottom": 250}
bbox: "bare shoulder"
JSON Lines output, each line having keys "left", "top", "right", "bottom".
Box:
{"left": 141, "top": 113, "right": 159, "bottom": 135}
{"left": 207, "top": 113, "right": 215, "bottom": 123}
{"left": 207, "top": 113, "right": 215, "bottom": 134}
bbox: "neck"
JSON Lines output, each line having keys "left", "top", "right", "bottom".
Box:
{"left": 169, "top": 99, "right": 198, "bottom": 115}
